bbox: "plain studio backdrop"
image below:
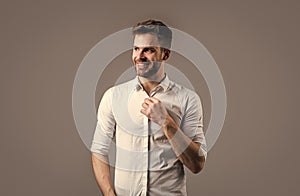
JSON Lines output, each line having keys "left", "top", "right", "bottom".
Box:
{"left": 1, "top": 0, "right": 299, "bottom": 195}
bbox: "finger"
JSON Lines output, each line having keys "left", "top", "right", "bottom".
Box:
{"left": 144, "top": 98, "right": 153, "bottom": 105}
{"left": 140, "top": 109, "right": 150, "bottom": 118}
{"left": 149, "top": 97, "right": 161, "bottom": 103}
{"left": 141, "top": 102, "right": 148, "bottom": 109}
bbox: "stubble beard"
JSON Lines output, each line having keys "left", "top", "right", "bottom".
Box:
{"left": 136, "top": 61, "right": 161, "bottom": 81}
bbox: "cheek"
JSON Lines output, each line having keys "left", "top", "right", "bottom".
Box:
{"left": 132, "top": 53, "right": 136, "bottom": 61}
{"left": 146, "top": 54, "right": 156, "bottom": 61}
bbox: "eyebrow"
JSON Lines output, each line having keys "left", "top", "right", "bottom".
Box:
{"left": 133, "top": 46, "right": 158, "bottom": 49}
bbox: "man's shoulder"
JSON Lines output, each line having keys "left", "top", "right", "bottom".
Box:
{"left": 168, "top": 81, "right": 203, "bottom": 115}
{"left": 170, "top": 80, "right": 199, "bottom": 100}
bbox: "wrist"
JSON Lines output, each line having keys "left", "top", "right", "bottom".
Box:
{"left": 104, "top": 187, "right": 115, "bottom": 196}
{"left": 162, "top": 115, "right": 178, "bottom": 135}
{"left": 162, "top": 115, "right": 171, "bottom": 127}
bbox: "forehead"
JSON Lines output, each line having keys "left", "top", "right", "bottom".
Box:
{"left": 133, "top": 33, "right": 160, "bottom": 47}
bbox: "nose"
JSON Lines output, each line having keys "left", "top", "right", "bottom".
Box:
{"left": 137, "top": 50, "right": 145, "bottom": 59}
{"left": 136, "top": 50, "right": 147, "bottom": 61}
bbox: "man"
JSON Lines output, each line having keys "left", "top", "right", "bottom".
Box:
{"left": 91, "top": 19, "right": 207, "bottom": 196}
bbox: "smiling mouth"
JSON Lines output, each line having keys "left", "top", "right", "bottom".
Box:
{"left": 136, "top": 61, "right": 150, "bottom": 69}
{"left": 137, "top": 64, "right": 148, "bottom": 70}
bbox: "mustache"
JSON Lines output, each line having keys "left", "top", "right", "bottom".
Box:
{"left": 135, "top": 58, "right": 149, "bottom": 64}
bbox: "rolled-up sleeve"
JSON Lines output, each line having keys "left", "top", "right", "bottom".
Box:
{"left": 90, "top": 88, "right": 116, "bottom": 156}
{"left": 180, "top": 91, "right": 207, "bottom": 159}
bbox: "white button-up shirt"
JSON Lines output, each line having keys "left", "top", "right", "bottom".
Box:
{"left": 91, "top": 75, "right": 207, "bottom": 196}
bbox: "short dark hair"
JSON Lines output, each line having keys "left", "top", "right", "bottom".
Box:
{"left": 132, "top": 19, "right": 172, "bottom": 49}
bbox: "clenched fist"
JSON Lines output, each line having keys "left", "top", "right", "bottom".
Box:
{"left": 140, "top": 97, "right": 168, "bottom": 125}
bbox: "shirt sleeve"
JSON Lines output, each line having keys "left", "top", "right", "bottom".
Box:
{"left": 180, "top": 90, "right": 207, "bottom": 159}
{"left": 90, "top": 88, "right": 116, "bottom": 156}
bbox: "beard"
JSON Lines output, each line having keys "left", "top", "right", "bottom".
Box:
{"left": 135, "top": 61, "right": 161, "bottom": 80}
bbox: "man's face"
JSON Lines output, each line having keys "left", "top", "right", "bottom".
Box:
{"left": 132, "top": 33, "right": 164, "bottom": 80}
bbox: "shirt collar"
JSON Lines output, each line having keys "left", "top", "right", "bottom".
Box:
{"left": 158, "top": 74, "right": 170, "bottom": 92}
{"left": 134, "top": 76, "right": 143, "bottom": 90}
{"left": 134, "top": 74, "right": 171, "bottom": 92}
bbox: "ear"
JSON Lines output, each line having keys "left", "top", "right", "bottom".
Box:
{"left": 162, "top": 49, "right": 170, "bottom": 60}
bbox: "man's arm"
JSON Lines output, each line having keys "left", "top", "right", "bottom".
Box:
{"left": 91, "top": 153, "right": 116, "bottom": 196}
{"left": 162, "top": 116, "right": 205, "bottom": 174}
{"left": 141, "top": 96, "right": 206, "bottom": 174}
{"left": 91, "top": 88, "right": 116, "bottom": 195}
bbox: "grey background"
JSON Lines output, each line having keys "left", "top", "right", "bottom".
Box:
{"left": 1, "top": 0, "right": 299, "bottom": 195}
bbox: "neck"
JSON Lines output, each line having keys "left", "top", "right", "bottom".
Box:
{"left": 139, "top": 73, "right": 166, "bottom": 95}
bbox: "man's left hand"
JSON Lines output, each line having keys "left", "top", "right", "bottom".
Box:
{"left": 140, "top": 97, "right": 168, "bottom": 125}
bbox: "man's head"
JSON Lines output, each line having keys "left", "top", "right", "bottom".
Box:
{"left": 132, "top": 19, "right": 172, "bottom": 49}
{"left": 132, "top": 19, "right": 172, "bottom": 80}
